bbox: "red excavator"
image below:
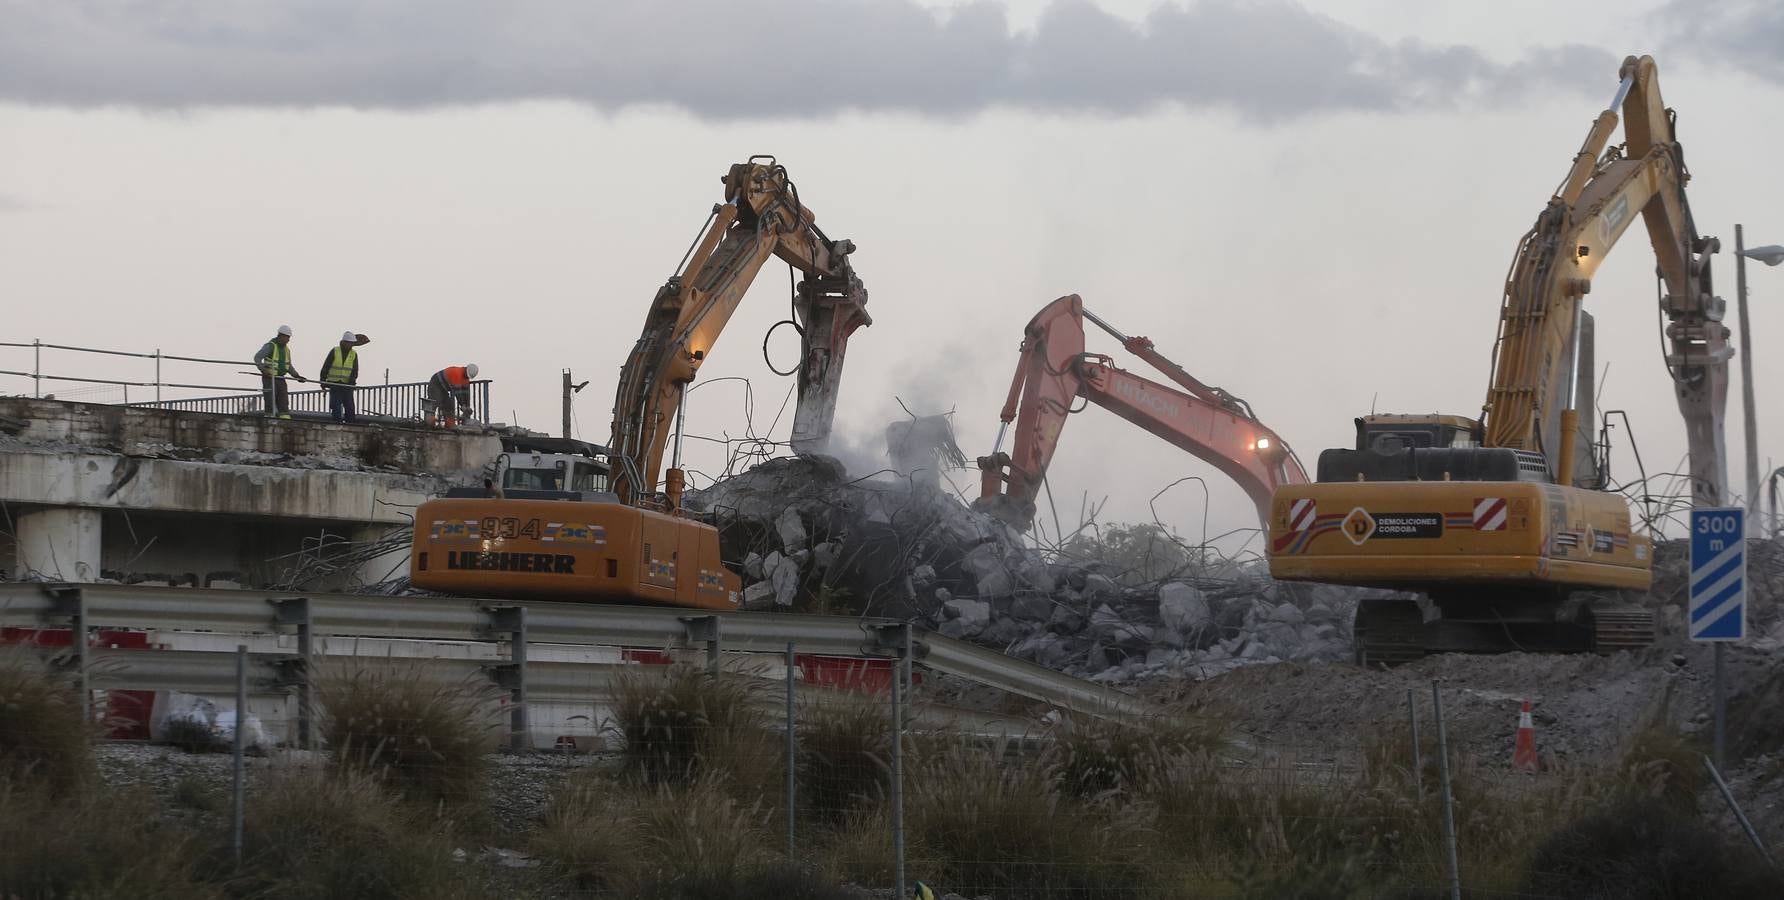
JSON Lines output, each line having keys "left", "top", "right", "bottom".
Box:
{"left": 976, "top": 294, "right": 1309, "bottom": 531}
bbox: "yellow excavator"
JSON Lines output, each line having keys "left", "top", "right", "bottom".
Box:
{"left": 409, "top": 157, "right": 870, "bottom": 609}
{"left": 1267, "top": 55, "right": 1730, "bottom": 664}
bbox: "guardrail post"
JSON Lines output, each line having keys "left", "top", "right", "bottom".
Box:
{"left": 272, "top": 597, "right": 316, "bottom": 751}
{"left": 680, "top": 615, "right": 721, "bottom": 675}
{"left": 488, "top": 606, "right": 529, "bottom": 753}
{"left": 47, "top": 587, "right": 90, "bottom": 724}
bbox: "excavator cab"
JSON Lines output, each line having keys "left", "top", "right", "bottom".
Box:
{"left": 1354, "top": 415, "right": 1481, "bottom": 452}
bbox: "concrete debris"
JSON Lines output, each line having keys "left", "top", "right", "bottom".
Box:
{"left": 940, "top": 597, "right": 991, "bottom": 639}
{"left": 776, "top": 507, "right": 808, "bottom": 552}
{"left": 684, "top": 454, "right": 1368, "bottom": 683}
{"left": 686, "top": 449, "right": 1784, "bottom": 687}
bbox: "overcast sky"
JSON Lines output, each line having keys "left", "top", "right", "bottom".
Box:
{"left": 3, "top": 0, "right": 1781, "bottom": 554}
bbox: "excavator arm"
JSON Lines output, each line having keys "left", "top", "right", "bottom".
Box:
{"left": 976, "top": 294, "right": 1307, "bottom": 530}
{"left": 609, "top": 157, "right": 870, "bottom": 507}
{"left": 1481, "top": 55, "right": 1726, "bottom": 503}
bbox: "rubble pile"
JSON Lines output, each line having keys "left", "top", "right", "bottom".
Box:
{"left": 686, "top": 454, "right": 1363, "bottom": 683}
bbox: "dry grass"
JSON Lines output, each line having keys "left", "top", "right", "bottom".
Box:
{"left": 236, "top": 768, "right": 476, "bottom": 900}
{"left": 320, "top": 665, "right": 502, "bottom": 805}
{"left": 608, "top": 664, "right": 775, "bottom": 793}
{"left": 0, "top": 648, "right": 95, "bottom": 796}
{"left": 1521, "top": 794, "right": 1784, "bottom": 899}
{"left": 906, "top": 739, "right": 1157, "bottom": 900}
{"left": 1047, "top": 711, "right": 1222, "bottom": 800}
{"left": 798, "top": 690, "right": 892, "bottom": 823}
{"left": 0, "top": 781, "right": 220, "bottom": 900}
{"left": 533, "top": 772, "right": 786, "bottom": 896}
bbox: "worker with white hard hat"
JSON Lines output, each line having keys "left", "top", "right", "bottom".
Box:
{"left": 252, "top": 325, "right": 307, "bottom": 419}
{"left": 426, "top": 363, "right": 479, "bottom": 427}
{"left": 319, "top": 330, "right": 370, "bottom": 424}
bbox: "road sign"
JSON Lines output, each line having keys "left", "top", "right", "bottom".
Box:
{"left": 1689, "top": 507, "right": 1746, "bottom": 642}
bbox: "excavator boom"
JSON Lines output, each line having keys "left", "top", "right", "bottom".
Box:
{"left": 978, "top": 294, "right": 1307, "bottom": 530}
{"left": 610, "top": 156, "right": 869, "bottom": 507}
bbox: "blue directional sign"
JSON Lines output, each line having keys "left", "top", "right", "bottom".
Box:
{"left": 1689, "top": 507, "right": 1746, "bottom": 642}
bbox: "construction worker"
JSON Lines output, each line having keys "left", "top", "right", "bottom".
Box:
{"left": 426, "top": 363, "right": 478, "bottom": 427}
{"left": 912, "top": 882, "right": 935, "bottom": 900}
{"left": 318, "top": 331, "right": 366, "bottom": 424}
{"left": 253, "top": 325, "right": 307, "bottom": 419}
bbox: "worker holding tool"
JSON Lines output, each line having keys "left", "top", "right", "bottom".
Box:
{"left": 253, "top": 325, "right": 306, "bottom": 419}
{"left": 318, "top": 331, "right": 369, "bottom": 424}
{"left": 426, "top": 363, "right": 478, "bottom": 427}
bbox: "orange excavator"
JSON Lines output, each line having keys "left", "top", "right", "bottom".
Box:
{"left": 409, "top": 157, "right": 869, "bottom": 610}
{"left": 976, "top": 294, "right": 1308, "bottom": 532}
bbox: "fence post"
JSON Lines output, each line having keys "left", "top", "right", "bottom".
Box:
{"left": 892, "top": 624, "right": 910, "bottom": 900}
{"left": 155, "top": 349, "right": 162, "bottom": 403}
{"left": 1432, "top": 682, "right": 1461, "bottom": 900}
{"left": 233, "top": 645, "right": 248, "bottom": 865}
{"left": 785, "top": 641, "right": 797, "bottom": 861}
{"left": 33, "top": 338, "right": 41, "bottom": 398}
{"left": 1704, "top": 754, "right": 1775, "bottom": 867}
{"left": 1407, "top": 687, "right": 1423, "bottom": 797}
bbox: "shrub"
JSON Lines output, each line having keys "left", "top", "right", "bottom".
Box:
{"left": 1612, "top": 723, "right": 1705, "bottom": 814}
{"left": 799, "top": 691, "right": 891, "bottom": 823}
{"left": 237, "top": 769, "right": 474, "bottom": 900}
{"left": 908, "top": 740, "right": 1155, "bottom": 900}
{"left": 1047, "top": 712, "right": 1219, "bottom": 799}
{"left": 320, "top": 665, "right": 501, "bottom": 805}
{"left": 0, "top": 648, "right": 94, "bottom": 796}
{"left": 1521, "top": 795, "right": 1783, "bottom": 899}
{"left": 608, "top": 664, "right": 771, "bottom": 788}
{"left": 0, "top": 781, "right": 218, "bottom": 900}
{"left": 534, "top": 774, "right": 774, "bottom": 896}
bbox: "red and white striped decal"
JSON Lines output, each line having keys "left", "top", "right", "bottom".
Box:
{"left": 1473, "top": 497, "right": 1507, "bottom": 531}
{"left": 1289, "top": 498, "right": 1317, "bottom": 532}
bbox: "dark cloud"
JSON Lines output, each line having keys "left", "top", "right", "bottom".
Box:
{"left": 1661, "top": 0, "right": 1784, "bottom": 85}
{"left": 0, "top": 0, "right": 1615, "bottom": 119}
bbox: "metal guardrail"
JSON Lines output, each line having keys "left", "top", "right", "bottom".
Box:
{"left": 0, "top": 582, "right": 1160, "bottom": 722}
{"left": 127, "top": 379, "right": 492, "bottom": 422}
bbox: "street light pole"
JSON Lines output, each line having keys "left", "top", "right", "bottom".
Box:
{"left": 1735, "top": 231, "right": 1784, "bottom": 531}
{"left": 1737, "top": 224, "right": 1758, "bottom": 523}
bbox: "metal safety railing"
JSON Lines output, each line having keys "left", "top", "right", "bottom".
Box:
{"left": 0, "top": 339, "right": 249, "bottom": 403}
{"left": 131, "top": 379, "right": 492, "bottom": 422}
{"left": 2, "top": 338, "right": 489, "bottom": 422}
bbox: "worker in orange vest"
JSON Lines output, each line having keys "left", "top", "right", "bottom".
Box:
{"left": 426, "top": 363, "right": 478, "bottom": 427}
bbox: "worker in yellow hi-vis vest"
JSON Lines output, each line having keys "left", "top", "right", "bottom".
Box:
{"left": 318, "top": 331, "right": 370, "bottom": 424}
{"left": 253, "top": 325, "right": 307, "bottom": 419}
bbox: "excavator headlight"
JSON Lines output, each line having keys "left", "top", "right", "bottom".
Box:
{"left": 1254, "top": 437, "right": 1271, "bottom": 451}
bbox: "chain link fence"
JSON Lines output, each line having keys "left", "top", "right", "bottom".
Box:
{"left": 6, "top": 636, "right": 1778, "bottom": 900}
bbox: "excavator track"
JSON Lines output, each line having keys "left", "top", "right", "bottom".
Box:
{"left": 1353, "top": 597, "right": 1426, "bottom": 668}
{"left": 1583, "top": 603, "right": 1656, "bottom": 654}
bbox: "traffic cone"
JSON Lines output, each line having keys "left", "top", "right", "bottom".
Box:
{"left": 1513, "top": 698, "right": 1539, "bottom": 773}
